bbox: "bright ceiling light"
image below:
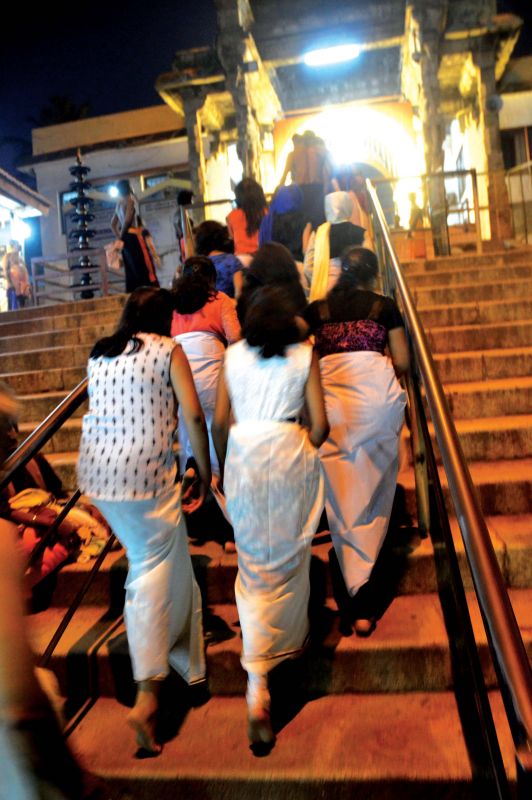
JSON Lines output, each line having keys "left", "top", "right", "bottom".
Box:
{"left": 11, "top": 217, "right": 32, "bottom": 242}
{"left": 108, "top": 185, "right": 119, "bottom": 199}
{"left": 304, "top": 43, "right": 361, "bottom": 67}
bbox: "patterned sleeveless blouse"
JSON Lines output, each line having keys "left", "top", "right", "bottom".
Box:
{"left": 77, "top": 333, "right": 177, "bottom": 501}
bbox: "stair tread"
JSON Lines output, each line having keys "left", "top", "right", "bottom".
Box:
{"left": 429, "top": 318, "right": 532, "bottom": 334}
{"left": 419, "top": 414, "right": 532, "bottom": 433}
{"left": 442, "top": 376, "right": 532, "bottom": 394}
{"left": 35, "top": 413, "right": 532, "bottom": 436}
{"left": 27, "top": 589, "right": 532, "bottom": 660}
{"left": 399, "top": 457, "right": 532, "bottom": 486}
{"left": 70, "top": 691, "right": 516, "bottom": 786}
{"left": 434, "top": 345, "right": 532, "bottom": 360}
{"left": 417, "top": 297, "right": 532, "bottom": 313}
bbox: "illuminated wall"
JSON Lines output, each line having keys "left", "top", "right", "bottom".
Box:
{"left": 273, "top": 100, "right": 426, "bottom": 225}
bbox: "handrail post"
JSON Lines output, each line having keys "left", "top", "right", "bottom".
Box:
{"left": 471, "top": 169, "right": 482, "bottom": 255}
{"left": 519, "top": 171, "right": 528, "bottom": 244}
{"left": 365, "top": 176, "right": 532, "bottom": 787}
{"left": 404, "top": 369, "right": 430, "bottom": 538}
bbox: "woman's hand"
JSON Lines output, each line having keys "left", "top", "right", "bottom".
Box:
{"left": 181, "top": 474, "right": 209, "bottom": 514}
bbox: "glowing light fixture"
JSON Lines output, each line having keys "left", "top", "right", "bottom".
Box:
{"left": 11, "top": 217, "right": 32, "bottom": 242}
{"left": 108, "top": 185, "right": 119, "bottom": 199}
{"left": 304, "top": 43, "right": 361, "bottom": 67}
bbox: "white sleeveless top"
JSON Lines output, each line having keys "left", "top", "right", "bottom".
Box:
{"left": 77, "top": 333, "right": 177, "bottom": 500}
{"left": 224, "top": 339, "right": 312, "bottom": 423}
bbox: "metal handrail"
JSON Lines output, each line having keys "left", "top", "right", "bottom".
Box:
{"left": 366, "top": 178, "right": 532, "bottom": 780}
{"left": 0, "top": 379, "right": 88, "bottom": 492}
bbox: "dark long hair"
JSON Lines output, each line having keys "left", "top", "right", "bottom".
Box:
{"left": 194, "top": 221, "right": 234, "bottom": 255}
{"left": 242, "top": 285, "right": 302, "bottom": 359}
{"left": 90, "top": 287, "right": 174, "bottom": 358}
{"left": 327, "top": 246, "right": 379, "bottom": 316}
{"left": 237, "top": 242, "right": 307, "bottom": 324}
{"left": 234, "top": 178, "right": 267, "bottom": 237}
{"left": 173, "top": 256, "right": 217, "bottom": 315}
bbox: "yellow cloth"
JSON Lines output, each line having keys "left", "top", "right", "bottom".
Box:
{"left": 309, "top": 222, "right": 331, "bottom": 302}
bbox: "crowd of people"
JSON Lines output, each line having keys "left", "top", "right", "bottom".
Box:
{"left": 2, "top": 152, "right": 409, "bottom": 789}
{"left": 74, "top": 157, "right": 409, "bottom": 757}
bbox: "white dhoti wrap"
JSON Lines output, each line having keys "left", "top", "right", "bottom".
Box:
{"left": 224, "top": 420, "right": 324, "bottom": 675}
{"left": 174, "top": 331, "right": 225, "bottom": 476}
{"left": 319, "top": 351, "right": 406, "bottom": 597}
{"left": 93, "top": 485, "right": 205, "bottom": 684}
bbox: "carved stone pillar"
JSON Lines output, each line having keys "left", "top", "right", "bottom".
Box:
{"left": 215, "top": 0, "right": 263, "bottom": 181}
{"left": 181, "top": 87, "right": 208, "bottom": 221}
{"left": 473, "top": 47, "right": 513, "bottom": 241}
{"left": 409, "top": 1, "right": 450, "bottom": 255}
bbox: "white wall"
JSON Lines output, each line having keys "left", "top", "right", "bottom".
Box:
{"left": 32, "top": 137, "right": 189, "bottom": 288}
{"left": 499, "top": 91, "right": 532, "bottom": 130}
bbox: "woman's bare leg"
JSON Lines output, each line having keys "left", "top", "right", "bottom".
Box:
{"left": 127, "top": 679, "right": 162, "bottom": 754}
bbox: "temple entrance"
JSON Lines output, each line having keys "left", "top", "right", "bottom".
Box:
{"left": 275, "top": 104, "right": 424, "bottom": 227}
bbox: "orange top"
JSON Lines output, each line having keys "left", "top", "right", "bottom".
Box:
{"left": 227, "top": 207, "right": 263, "bottom": 256}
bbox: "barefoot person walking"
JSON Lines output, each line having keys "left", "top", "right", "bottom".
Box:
{"left": 77, "top": 287, "right": 211, "bottom": 754}
{"left": 213, "top": 286, "right": 328, "bottom": 750}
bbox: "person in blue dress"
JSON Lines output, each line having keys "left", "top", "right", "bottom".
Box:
{"left": 194, "top": 220, "right": 243, "bottom": 299}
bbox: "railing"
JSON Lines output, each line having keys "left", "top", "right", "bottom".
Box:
{"left": 372, "top": 166, "right": 532, "bottom": 258}
{"left": 506, "top": 161, "right": 532, "bottom": 245}
{"left": 367, "top": 178, "right": 532, "bottom": 799}
{"left": 0, "top": 379, "right": 117, "bottom": 727}
{"left": 30, "top": 249, "right": 125, "bottom": 305}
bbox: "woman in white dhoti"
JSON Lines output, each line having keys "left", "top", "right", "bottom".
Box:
{"left": 304, "top": 191, "right": 366, "bottom": 301}
{"left": 171, "top": 256, "right": 240, "bottom": 479}
{"left": 213, "top": 285, "right": 329, "bottom": 750}
{"left": 305, "top": 247, "right": 409, "bottom": 637}
{"left": 77, "top": 287, "right": 211, "bottom": 754}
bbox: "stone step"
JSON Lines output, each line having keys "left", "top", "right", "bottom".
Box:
{"left": 46, "top": 515, "right": 532, "bottom": 611}
{"left": 406, "top": 263, "right": 532, "bottom": 289}
{"left": 18, "top": 419, "right": 82, "bottom": 454}
{"left": 18, "top": 391, "right": 88, "bottom": 422}
{"left": 2, "top": 366, "right": 87, "bottom": 395}
{"left": 423, "top": 415, "right": 532, "bottom": 463}
{"left": 398, "top": 458, "right": 532, "bottom": 518}
{"left": 69, "top": 691, "right": 516, "bottom": 797}
{"left": 444, "top": 377, "right": 532, "bottom": 420}
{"left": 404, "top": 256, "right": 532, "bottom": 279}
{"left": 0, "top": 344, "right": 92, "bottom": 375}
{"left": 402, "top": 248, "right": 532, "bottom": 271}
{"left": 412, "top": 278, "right": 532, "bottom": 306}
{"left": 28, "top": 411, "right": 532, "bottom": 463}
{"left": 0, "top": 294, "right": 125, "bottom": 323}
{"left": 27, "top": 590, "right": 532, "bottom": 699}
{"left": 17, "top": 374, "right": 532, "bottom": 429}
{"left": 0, "top": 308, "right": 119, "bottom": 339}
{"left": 419, "top": 297, "right": 532, "bottom": 328}
{"left": 49, "top": 454, "right": 532, "bottom": 517}
{"left": 0, "top": 324, "right": 114, "bottom": 355}
{"left": 434, "top": 346, "right": 532, "bottom": 383}
{"left": 428, "top": 320, "right": 532, "bottom": 354}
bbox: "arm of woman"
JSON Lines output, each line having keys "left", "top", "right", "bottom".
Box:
{"left": 170, "top": 345, "right": 212, "bottom": 505}
{"left": 211, "top": 362, "right": 231, "bottom": 483}
{"left": 232, "top": 268, "right": 243, "bottom": 299}
{"left": 304, "top": 350, "right": 330, "bottom": 448}
{"left": 277, "top": 151, "right": 292, "bottom": 189}
{"left": 302, "top": 222, "right": 312, "bottom": 254}
{"left": 221, "top": 294, "right": 241, "bottom": 343}
{"left": 388, "top": 327, "right": 410, "bottom": 377}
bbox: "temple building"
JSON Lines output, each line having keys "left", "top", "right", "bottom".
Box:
{"left": 22, "top": 0, "right": 531, "bottom": 282}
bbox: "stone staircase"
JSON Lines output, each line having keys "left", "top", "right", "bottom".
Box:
{"left": 1, "top": 250, "right": 531, "bottom": 798}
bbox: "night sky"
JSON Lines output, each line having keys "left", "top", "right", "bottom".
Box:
{"left": 0, "top": 0, "right": 530, "bottom": 180}
{"left": 0, "top": 0, "right": 218, "bottom": 175}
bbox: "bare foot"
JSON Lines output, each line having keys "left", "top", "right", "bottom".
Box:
{"left": 127, "top": 690, "right": 161, "bottom": 755}
{"left": 247, "top": 709, "right": 275, "bottom": 756}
